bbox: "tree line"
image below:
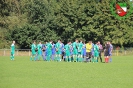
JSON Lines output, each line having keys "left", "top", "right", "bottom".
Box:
{"left": 0, "top": 0, "right": 133, "bottom": 49}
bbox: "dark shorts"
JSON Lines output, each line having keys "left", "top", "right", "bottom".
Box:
{"left": 104, "top": 51, "right": 109, "bottom": 56}
{"left": 86, "top": 52, "right": 92, "bottom": 58}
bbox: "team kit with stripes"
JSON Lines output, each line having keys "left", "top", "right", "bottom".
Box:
{"left": 10, "top": 40, "right": 113, "bottom": 63}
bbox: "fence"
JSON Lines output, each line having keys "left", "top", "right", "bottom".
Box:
{"left": 0, "top": 49, "right": 31, "bottom": 56}
{"left": 0, "top": 49, "right": 133, "bottom": 56}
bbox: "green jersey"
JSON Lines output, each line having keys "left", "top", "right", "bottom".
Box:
{"left": 78, "top": 42, "right": 83, "bottom": 52}
{"left": 47, "top": 42, "right": 52, "bottom": 54}
{"left": 11, "top": 43, "right": 15, "bottom": 54}
{"left": 55, "top": 42, "right": 61, "bottom": 54}
{"left": 64, "top": 44, "right": 71, "bottom": 56}
{"left": 72, "top": 42, "right": 78, "bottom": 55}
{"left": 73, "top": 42, "right": 78, "bottom": 50}
{"left": 31, "top": 43, "right": 36, "bottom": 55}
{"left": 37, "top": 44, "right": 42, "bottom": 55}
{"left": 94, "top": 44, "right": 99, "bottom": 57}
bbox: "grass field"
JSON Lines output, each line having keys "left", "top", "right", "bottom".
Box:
{"left": 0, "top": 56, "right": 133, "bottom": 88}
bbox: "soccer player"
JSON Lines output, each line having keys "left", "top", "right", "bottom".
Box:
{"left": 36, "top": 41, "right": 42, "bottom": 61}
{"left": 10, "top": 41, "right": 15, "bottom": 60}
{"left": 46, "top": 41, "right": 52, "bottom": 61}
{"left": 55, "top": 40, "right": 62, "bottom": 61}
{"left": 93, "top": 42, "right": 99, "bottom": 63}
{"left": 97, "top": 41, "right": 103, "bottom": 62}
{"left": 69, "top": 41, "right": 73, "bottom": 61}
{"left": 45, "top": 42, "right": 48, "bottom": 60}
{"left": 72, "top": 39, "right": 79, "bottom": 62}
{"left": 104, "top": 41, "right": 110, "bottom": 63}
{"left": 42, "top": 42, "right": 46, "bottom": 61}
{"left": 60, "top": 41, "right": 65, "bottom": 61}
{"left": 64, "top": 41, "right": 71, "bottom": 62}
{"left": 91, "top": 42, "right": 94, "bottom": 62}
{"left": 86, "top": 41, "right": 93, "bottom": 62}
{"left": 30, "top": 41, "right": 36, "bottom": 61}
{"left": 52, "top": 42, "right": 56, "bottom": 61}
{"left": 77, "top": 40, "right": 83, "bottom": 62}
{"left": 109, "top": 41, "right": 113, "bottom": 62}
{"left": 82, "top": 41, "right": 86, "bottom": 62}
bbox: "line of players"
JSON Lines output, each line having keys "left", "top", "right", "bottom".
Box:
{"left": 30, "top": 39, "right": 113, "bottom": 63}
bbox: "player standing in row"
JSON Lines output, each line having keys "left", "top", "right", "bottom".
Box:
{"left": 30, "top": 41, "right": 36, "bottom": 61}
{"left": 10, "top": 41, "right": 15, "bottom": 60}
{"left": 64, "top": 41, "right": 71, "bottom": 62}
{"left": 55, "top": 40, "right": 62, "bottom": 61}
{"left": 104, "top": 41, "right": 110, "bottom": 63}
{"left": 52, "top": 42, "right": 56, "bottom": 61}
{"left": 97, "top": 41, "right": 103, "bottom": 62}
{"left": 109, "top": 41, "right": 113, "bottom": 62}
{"left": 86, "top": 41, "right": 93, "bottom": 62}
{"left": 46, "top": 41, "right": 52, "bottom": 61}
{"left": 92, "top": 42, "right": 99, "bottom": 63}
{"left": 42, "top": 42, "right": 46, "bottom": 61}
{"left": 104, "top": 41, "right": 113, "bottom": 63}
{"left": 72, "top": 39, "right": 79, "bottom": 62}
{"left": 82, "top": 41, "right": 86, "bottom": 62}
{"left": 36, "top": 41, "right": 42, "bottom": 61}
{"left": 77, "top": 40, "right": 83, "bottom": 62}
{"left": 60, "top": 41, "right": 64, "bottom": 61}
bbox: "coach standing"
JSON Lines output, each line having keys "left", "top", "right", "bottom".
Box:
{"left": 97, "top": 41, "right": 103, "bottom": 62}
{"left": 104, "top": 41, "right": 110, "bottom": 63}
{"left": 86, "top": 41, "right": 93, "bottom": 62}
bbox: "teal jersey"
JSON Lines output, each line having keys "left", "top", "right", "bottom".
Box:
{"left": 64, "top": 44, "right": 70, "bottom": 53}
{"left": 47, "top": 43, "right": 52, "bottom": 51}
{"left": 31, "top": 43, "right": 36, "bottom": 50}
{"left": 64, "top": 44, "right": 70, "bottom": 56}
{"left": 78, "top": 42, "right": 83, "bottom": 52}
{"left": 47, "top": 42, "right": 52, "bottom": 55}
{"left": 72, "top": 42, "right": 78, "bottom": 55}
{"left": 11, "top": 44, "right": 15, "bottom": 53}
{"left": 94, "top": 44, "right": 99, "bottom": 57}
{"left": 31, "top": 43, "right": 36, "bottom": 55}
{"left": 72, "top": 42, "right": 78, "bottom": 50}
{"left": 94, "top": 44, "right": 99, "bottom": 52}
{"left": 55, "top": 42, "right": 61, "bottom": 54}
{"left": 37, "top": 44, "right": 42, "bottom": 54}
{"left": 55, "top": 42, "right": 60, "bottom": 49}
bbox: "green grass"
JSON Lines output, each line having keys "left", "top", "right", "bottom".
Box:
{"left": 0, "top": 56, "right": 133, "bottom": 88}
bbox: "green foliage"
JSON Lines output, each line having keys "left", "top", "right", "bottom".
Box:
{"left": 0, "top": 0, "right": 133, "bottom": 48}
{"left": 6, "top": 24, "right": 59, "bottom": 48}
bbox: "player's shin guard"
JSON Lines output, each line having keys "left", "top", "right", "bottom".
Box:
{"left": 107, "top": 57, "right": 109, "bottom": 63}
{"left": 95, "top": 57, "right": 98, "bottom": 62}
{"left": 58, "top": 55, "right": 61, "bottom": 61}
{"left": 73, "top": 55, "right": 77, "bottom": 62}
{"left": 77, "top": 55, "right": 80, "bottom": 62}
{"left": 80, "top": 55, "right": 83, "bottom": 62}
{"left": 73, "top": 55, "right": 75, "bottom": 62}
{"left": 37, "top": 55, "right": 40, "bottom": 61}
{"left": 105, "top": 58, "right": 107, "bottom": 63}
{"left": 83, "top": 56, "right": 86, "bottom": 62}
{"left": 65, "top": 56, "right": 68, "bottom": 62}
{"left": 55, "top": 54, "right": 58, "bottom": 61}
{"left": 91, "top": 57, "right": 94, "bottom": 63}
{"left": 68, "top": 56, "right": 71, "bottom": 62}
{"left": 30, "top": 56, "right": 32, "bottom": 61}
{"left": 47, "top": 55, "right": 50, "bottom": 61}
{"left": 109, "top": 58, "right": 112, "bottom": 62}
{"left": 12, "top": 55, "right": 14, "bottom": 60}
{"left": 52, "top": 55, "right": 55, "bottom": 61}
{"left": 105, "top": 57, "right": 109, "bottom": 63}
{"left": 10, "top": 55, "right": 12, "bottom": 60}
